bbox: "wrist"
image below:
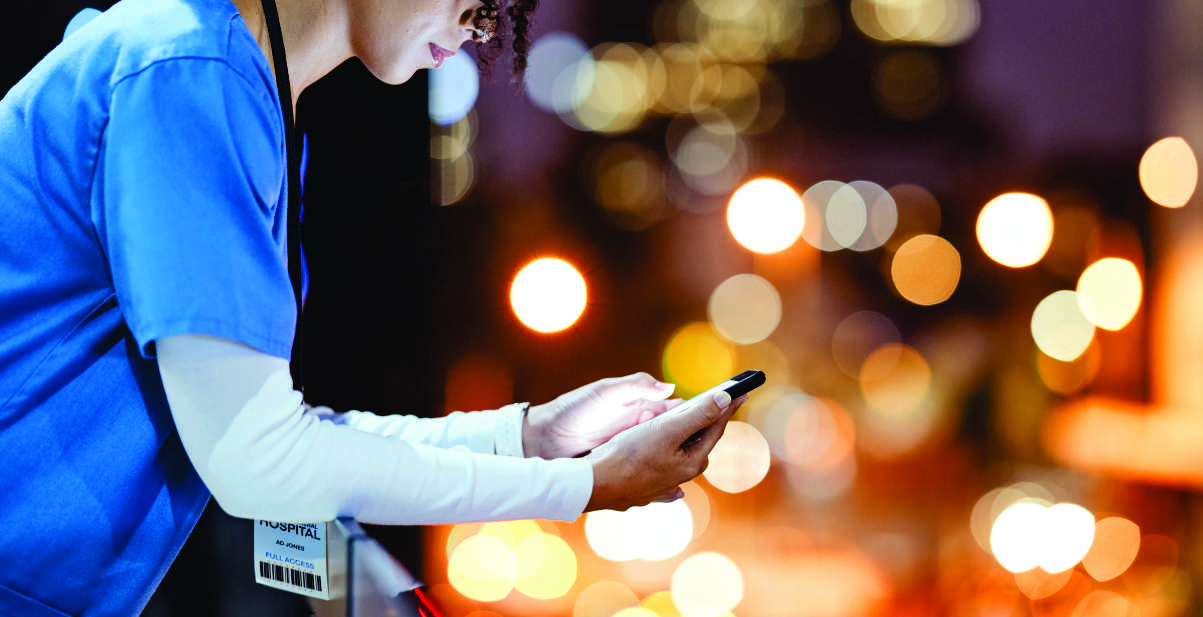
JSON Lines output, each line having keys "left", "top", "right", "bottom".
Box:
{"left": 522, "top": 402, "right": 545, "bottom": 459}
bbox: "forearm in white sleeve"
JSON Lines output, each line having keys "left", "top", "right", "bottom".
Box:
{"left": 156, "top": 334, "right": 591, "bottom": 524}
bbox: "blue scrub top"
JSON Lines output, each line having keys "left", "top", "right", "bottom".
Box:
{"left": 0, "top": 0, "right": 297, "bottom": 614}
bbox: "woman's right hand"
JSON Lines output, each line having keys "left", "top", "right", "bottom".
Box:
{"left": 583, "top": 390, "right": 744, "bottom": 511}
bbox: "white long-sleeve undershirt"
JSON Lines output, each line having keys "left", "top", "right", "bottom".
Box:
{"left": 156, "top": 334, "right": 592, "bottom": 524}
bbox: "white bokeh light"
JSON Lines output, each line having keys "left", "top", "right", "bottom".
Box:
{"left": 525, "top": 32, "right": 594, "bottom": 114}
{"left": 510, "top": 258, "right": 587, "bottom": 333}
{"left": 429, "top": 53, "right": 480, "bottom": 126}
{"left": 726, "top": 178, "right": 805, "bottom": 254}
{"left": 670, "top": 552, "right": 744, "bottom": 617}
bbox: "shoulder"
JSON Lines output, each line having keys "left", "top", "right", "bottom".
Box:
{"left": 69, "top": 0, "right": 272, "bottom": 96}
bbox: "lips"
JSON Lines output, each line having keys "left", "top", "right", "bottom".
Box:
{"left": 429, "top": 43, "right": 455, "bottom": 69}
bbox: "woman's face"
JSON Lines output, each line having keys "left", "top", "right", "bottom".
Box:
{"left": 350, "top": 0, "right": 493, "bottom": 84}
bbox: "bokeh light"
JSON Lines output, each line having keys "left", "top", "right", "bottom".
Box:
{"left": 859, "top": 343, "right": 931, "bottom": 417}
{"left": 510, "top": 257, "right": 588, "bottom": 333}
{"left": 1076, "top": 257, "right": 1142, "bottom": 331}
{"left": 886, "top": 183, "right": 941, "bottom": 249}
{"left": 872, "top": 50, "right": 944, "bottom": 121}
{"left": 573, "top": 580, "right": 639, "bottom": 617}
{"left": 1031, "top": 290, "right": 1095, "bottom": 361}
{"left": 976, "top": 192, "right": 1054, "bottom": 268}
{"left": 1139, "top": 136, "right": 1198, "bottom": 208}
{"left": 663, "top": 322, "right": 737, "bottom": 396}
{"left": 429, "top": 52, "right": 480, "bottom": 126}
{"left": 726, "top": 177, "right": 805, "bottom": 254}
{"left": 989, "top": 501, "right": 1095, "bottom": 574}
{"left": 831, "top": 311, "right": 901, "bottom": 379}
{"left": 1035, "top": 342, "right": 1100, "bottom": 395}
{"left": 670, "top": 552, "right": 744, "bottom": 617}
{"left": 708, "top": 274, "right": 782, "bottom": 344}
{"left": 584, "top": 500, "right": 694, "bottom": 561}
{"left": 448, "top": 534, "right": 518, "bottom": 601}
{"left": 850, "top": 0, "right": 980, "bottom": 45}
{"left": 702, "top": 420, "right": 772, "bottom": 493}
{"left": 849, "top": 181, "right": 898, "bottom": 251}
{"left": 1071, "top": 591, "right": 1132, "bottom": 617}
{"left": 890, "top": 234, "right": 961, "bottom": 305}
{"left": 513, "top": 532, "right": 577, "bottom": 599}
{"left": 588, "top": 142, "right": 670, "bottom": 230}
{"left": 826, "top": 183, "right": 868, "bottom": 249}
{"left": 526, "top": 32, "right": 594, "bottom": 114}
{"left": 1081, "top": 517, "right": 1141, "bottom": 582}
{"left": 800, "top": 180, "right": 846, "bottom": 251}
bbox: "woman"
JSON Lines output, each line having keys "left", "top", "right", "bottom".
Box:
{"left": 0, "top": 0, "right": 743, "bottom": 614}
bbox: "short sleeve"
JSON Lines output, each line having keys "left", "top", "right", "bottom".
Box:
{"left": 94, "top": 58, "right": 296, "bottom": 359}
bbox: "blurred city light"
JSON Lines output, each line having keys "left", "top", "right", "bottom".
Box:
{"left": 448, "top": 534, "right": 518, "bottom": 601}
{"left": 1035, "top": 343, "right": 1100, "bottom": 395}
{"left": 584, "top": 500, "right": 694, "bottom": 562}
{"left": 726, "top": 177, "right": 805, "bottom": 254}
{"left": 989, "top": 501, "right": 1094, "bottom": 574}
{"left": 702, "top": 420, "right": 772, "bottom": 493}
{"left": 429, "top": 52, "right": 480, "bottom": 126}
{"left": 513, "top": 532, "right": 577, "bottom": 599}
{"left": 889, "top": 234, "right": 960, "bottom": 305}
{"left": 509, "top": 258, "right": 588, "bottom": 333}
{"left": 1139, "top": 136, "right": 1198, "bottom": 208}
{"left": 1081, "top": 516, "right": 1141, "bottom": 582}
{"left": 526, "top": 32, "right": 594, "bottom": 114}
{"left": 831, "top": 311, "right": 901, "bottom": 378}
{"left": 801, "top": 180, "right": 850, "bottom": 251}
{"left": 1031, "top": 290, "right": 1095, "bottom": 361}
{"left": 708, "top": 274, "right": 782, "bottom": 344}
{"left": 663, "top": 322, "right": 737, "bottom": 396}
{"left": 976, "top": 192, "right": 1054, "bottom": 268}
{"left": 1076, "top": 257, "right": 1142, "bottom": 331}
{"left": 670, "top": 552, "right": 744, "bottom": 617}
{"left": 859, "top": 343, "right": 930, "bottom": 417}
{"left": 848, "top": 181, "right": 898, "bottom": 251}
{"left": 885, "top": 183, "right": 941, "bottom": 250}
{"left": 850, "top": 0, "right": 980, "bottom": 45}
{"left": 573, "top": 580, "right": 639, "bottom": 617}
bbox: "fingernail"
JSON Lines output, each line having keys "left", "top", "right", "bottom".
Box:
{"left": 713, "top": 390, "right": 731, "bottom": 409}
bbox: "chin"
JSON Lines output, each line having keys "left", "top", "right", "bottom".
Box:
{"left": 362, "top": 58, "right": 421, "bottom": 86}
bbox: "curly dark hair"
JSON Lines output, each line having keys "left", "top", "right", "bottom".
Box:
{"left": 472, "top": 0, "right": 539, "bottom": 83}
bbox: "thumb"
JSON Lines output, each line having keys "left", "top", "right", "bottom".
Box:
{"left": 656, "top": 390, "right": 732, "bottom": 443}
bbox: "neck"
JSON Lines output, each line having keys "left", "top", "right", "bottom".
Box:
{"left": 230, "top": 0, "right": 352, "bottom": 110}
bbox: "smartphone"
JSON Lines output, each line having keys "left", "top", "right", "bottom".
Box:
{"left": 659, "top": 370, "right": 765, "bottom": 421}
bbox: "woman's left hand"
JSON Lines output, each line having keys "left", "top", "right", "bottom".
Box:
{"left": 523, "top": 372, "right": 679, "bottom": 459}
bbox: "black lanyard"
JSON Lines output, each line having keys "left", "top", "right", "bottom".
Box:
{"left": 260, "top": 0, "right": 305, "bottom": 387}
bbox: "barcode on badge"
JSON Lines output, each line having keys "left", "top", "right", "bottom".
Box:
{"left": 259, "top": 560, "right": 323, "bottom": 593}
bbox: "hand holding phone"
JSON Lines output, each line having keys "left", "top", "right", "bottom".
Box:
{"left": 658, "top": 370, "right": 765, "bottom": 421}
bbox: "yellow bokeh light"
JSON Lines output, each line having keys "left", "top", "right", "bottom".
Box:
{"left": 573, "top": 580, "right": 639, "bottom": 617}
{"left": 1036, "top": 342, "right": 1100, "bottom": 395}
{"left": 1139, "top": 136, "right": 1198, "bottom": 208}
{"left": 641, "top": 590, "right": 683, "bottom": 617}
{"left": 663, "top": 322, "right": 737, "bottom": 396}
{"left": 1076, "top": 258, "right": 1142, "bottom": 331}
{"left": 613, "top": 609, "right": 661, "bottom": 617}
{"left": 702, "top": 420, "right": 772, "bottom": 493}
{"left": 859, "top": 343, "right": 931, "bottom": 417}
{"left": 681, "top": 481, "right": 711, "bottom": 540}
{"left": 510, "top": 257, "right": 587, "bottom": 334}
{"left": 583, "top": 509, "right": 635, "bottom": 562}
{"left": 851, "top": 0, "right": 979, "bottom": 45}
{"left": 626, "top": 500, "right": 695, "bottom": 560}
{"left": 708, "top": 274, "right": 782, "bottom": 344}
{"left": 1031, "top": 290, "right": 1095, "bottom": 362}
{"left": 890, "top": 234, "right": 961, "bottom": 305}
{"left": 514, "top": 532, "right": 577, "bottom": 599}
{"left": 976, "top": 192, "right": 1054, "bottom": 268}
{"left": 670, "top": 552, "right": 744, "bottom": 617}
{"left": 726, "top": 177, "right": 805, "bottom": 254}
{"left": 448, "top": 534, "right": 518, "bottom": 602}
{"left": 1082, "top": 517, "right": 1141, "bottom": 582}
